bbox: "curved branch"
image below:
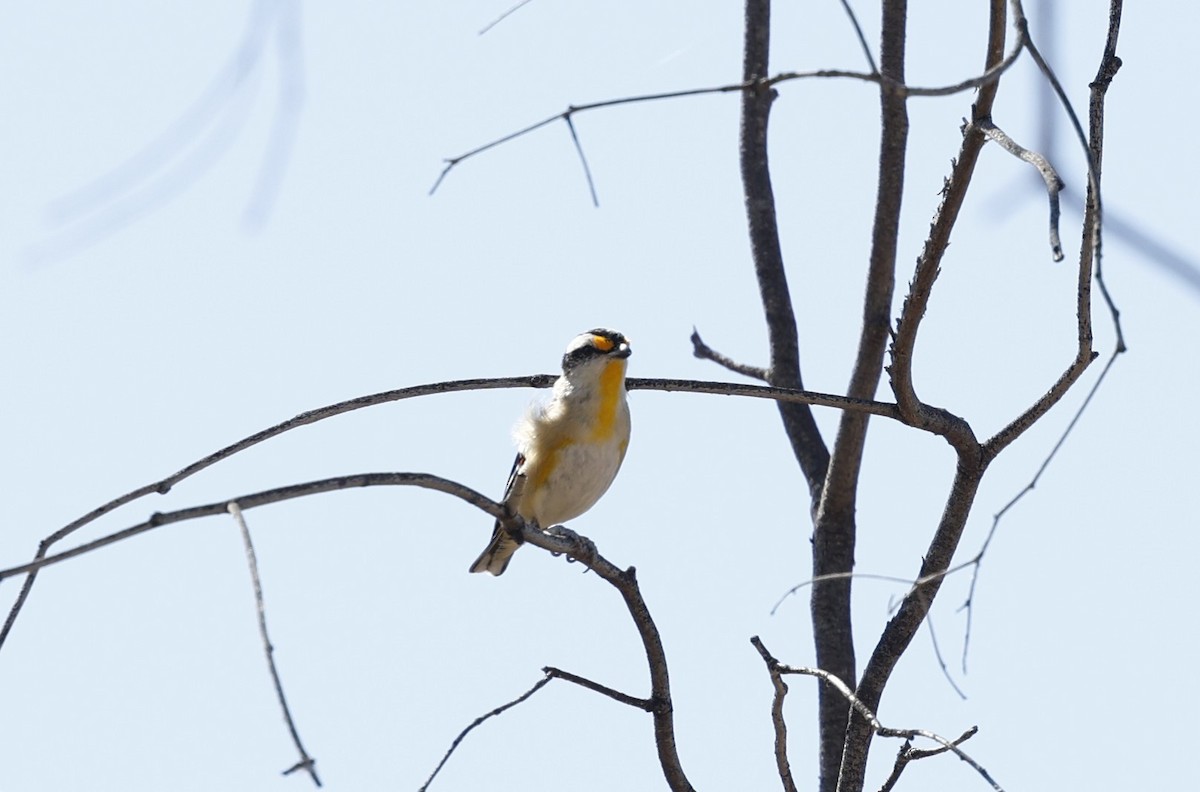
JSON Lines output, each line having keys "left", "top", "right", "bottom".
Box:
{"left": 0, "top": 372, "right": 904, "bottom": 652}
{"left": 0, "top": 469, "right": 695, "bottom": 791}
{"left": 0, "top": 473, "right": 504, "bottom": 582}
{"left": 740, "top": 0, "right": 830, "bottom": 502}
{"left": 0, "top": 375, "right": 554, "bottom": 650}
{"left": 888, "top": 0, "right": 1006, "bottom": 431}
{"left": 973, "top": 119, "right": 1065, "bottom": 261}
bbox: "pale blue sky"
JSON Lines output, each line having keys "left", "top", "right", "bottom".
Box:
{"left": 2, "top": 3, "right": 1196, "bottom": 790}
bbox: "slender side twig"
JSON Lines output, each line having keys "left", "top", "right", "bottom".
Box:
{"left": 690, "top": 328, "right": 769, "bottom": 382}
{"left": 751, "top": 638, "right": 1001, "bottom": 791}
{"left": 421, "top": 666, "right": 650, "bottom": 792}
{"left": 429, "top": 36, "right": 1027, "bottom": 197}
{"left": 982, "top": 0, "right": 1124, "bottom": 462}
{"left": 974, "top": 119, "right": 1065, "bottom": 260}
{"left": 542, "top": 666, "right": 653, "bottom": 710}
{"left": 878, "top": 727, "right": 979, "bottom": 792}
{"left": 478, "top": 0, "right": 535, "bottom": 36}
{"left": 228, "top": 503, "right": 321, "bottom": 788}
{"left": 419, "top": 675, "right": 553, "bottom": 792}
{"left": 563, "top": 114, "right": 599, "bottom": 207}
{"left": 960, "top": 340, "right": 1122, "bottom": 671}
{"left": 924, "top": 610, "right": 967, "bottom": 700}
{"left": 837, "top": 0, "right": 878, "bottom": 74}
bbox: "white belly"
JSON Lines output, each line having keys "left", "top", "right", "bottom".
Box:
{"left": 531, "top": 438, "right": 625, "bottom": 526}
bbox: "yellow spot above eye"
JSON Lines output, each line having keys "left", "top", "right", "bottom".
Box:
{"left": 591, "top": 335, "right": 614, "bottom": 352}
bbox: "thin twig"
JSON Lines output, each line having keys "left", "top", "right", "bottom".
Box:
{"left": 690, "top": 328, "right": 768, "bottom": 381}
{"left": 419, "top": 675, "right": 553, "bottom": 792}
{"left": 0, "top": 473, "right": 506, "bottom": 581}
{"left": 974, "top": 118, "right": 1065, "bottom": 260}
{"left": 771, "top": 571, "right": 935, "bottom": 616}
{"left": 542, "top": 666, "right": 653, "bottom": 710}
{"left": 228, "top": 503, "right": 321, "bottom": 788}
{"left": 752, "top": 637, "right": 1002, "bottom": 791}
{"left": 564, "top": 114, "right": 599, "bottom": 206}
{"left": 981, "top": 0, "right": 1124, "bottom": 462}
{"left": 924, "top": 610, "right": 967, "bottom": 700}
{"left": 430, "top": 37, "right": 1027, "bottom": 197}
{"left": 837, "top": 0, "right": 878, "bottom": 74}
{"left": 478, "top": 0, "right": 534, "bottom": 36}
{"left": 878, "top": 727, "right": 979, "bottom": 792}
{"left": 960, "top": 346, "right": 1121, "bottom": 671}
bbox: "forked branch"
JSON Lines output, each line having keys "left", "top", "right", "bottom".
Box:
{"left": 750, "top": 637, "right": 1001, "bottom": 791}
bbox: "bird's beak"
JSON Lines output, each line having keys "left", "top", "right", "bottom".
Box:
{"left": 614, "top": 341, "right": 632, "bottom": 359}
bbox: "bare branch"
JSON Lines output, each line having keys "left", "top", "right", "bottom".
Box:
{"left": 837, "top": 0, "right": 878, "bottom": 75}
{"left": 431, "top": 37, "right": 1028, "bottom": 198}
{"left": 228, "top": 503, "right": 322, "bottom": 788}
{"left": 888, "top": 0, "right": 1007, "bottom": 428}
{"left": 841, "top": 449, "right": 988, "bottom": 792}
{"left": 924, "top": 609, "right": 967, "bottom": 701}
{"left": 752, "top": 637, "right": 1002, "bottom": 791}
{"left": 739, "top": 0, "right": 831, "bottom": 504}
{"left": 564, "top": 114, "right": 599, "bottom": 206}
{"left": 478, "top": 0, "right": 535, "bottom": 36}
{"left": 420, "top": 675, "right": 554, "bottom": 792}
{"left": 1089, "top": 0, "right": 1127, "bottom": 354}
{"left": 974, "top": 118, "right": 1065, "bottom": 261}
{"left": 815, "top": 1, "right": 912, "bottom": 784}
{"left": 961, "top": 346, "right": 1122, "bottom": 671}
{"left": 878, "top": 727, "right": 979, "bottom": 792}
{"left": 0, "top": 464, "right": 695, "bottom": 790}
{"left": 538, "top": 528, "right": 695, "bottom": 791}
{"left": 1, "top": 372, "right": 907, "bottom": 653}
{"left": 0, "top": 375, "right": 553, "bottom": 651}
{"left": 0, "top": 473, "right": 506, "bottom": 582}
{"left": 749, "top": 636, "right": 799, "bottom": 792}
{"left": 690, "top": 328, "right": 769, "bottom": 382}
{"left": 542, "top": 666, "right": 652, "bottom": 711}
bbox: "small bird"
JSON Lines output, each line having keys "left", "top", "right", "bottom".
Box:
{"left": 470, "top": 328, "right": 633, "bottom": 575}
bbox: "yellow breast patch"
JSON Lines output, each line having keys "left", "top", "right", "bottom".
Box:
{"left": 591, "top": 359, "right": 626, "bottom": 441}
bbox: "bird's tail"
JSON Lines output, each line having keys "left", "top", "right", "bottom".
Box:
{"left": 468, "top": 525, "right": 521, "bottom": 576}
